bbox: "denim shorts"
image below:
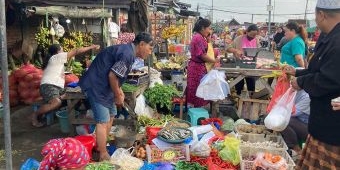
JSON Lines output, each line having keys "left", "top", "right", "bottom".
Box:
{"left": 85, "top": 89, "right": 116, "bottom": 123}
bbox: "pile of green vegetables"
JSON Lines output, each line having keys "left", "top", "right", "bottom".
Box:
{"left": 122, "top": 83, "right": 139, "bottom": 92}
{"left": 137, "top": 115, "right": 176, "bottom": 127}
{"left": 175, "top": 161, "right": 207, "bottom": 170}
{"left": 144, "top": 83, "right": 180, "bottom": 111}
{"left": 85, "top": 162, "right": 117, "bottom": 170}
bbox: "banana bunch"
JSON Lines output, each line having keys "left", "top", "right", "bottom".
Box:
{"left": 71, "top": 61, "right": 84, "bottom": 76}
{"left": 83, "top": 32, "right": 93, "bottom": 47}
{"left": 35, "top": 27, "right": 52, "bottom": 49}
{"left": 61, "top": 38, "right": 77, "bottom": 52}
{"left": 70, "top": 31, "right": 84, "bottom": 47}
{"left": 169, "top": 55, "right": 187, "bottom": 66}
{"left": 161, "top": 25, "right": 186, "bottom": 39}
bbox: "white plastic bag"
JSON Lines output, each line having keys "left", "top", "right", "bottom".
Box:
{"left": 190, "top": 140, "right": 211, "bottom": 157}
{"left": 196, "top": 70, "right": 230, "bottom": 101}
{"left": 140, "top": 67, "right": 163, "bottom": 88}
{"left": 134, "top": 94, "right": 154, "bottom": 118}
{"left": 110, "top": 148, "right": 144, "bottom": 170}
{"left": 264, "top": 88, "right": 297, "bottom": 131}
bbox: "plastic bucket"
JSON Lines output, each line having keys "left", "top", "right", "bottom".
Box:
{"left": 74, "top": 135, "right": 96, "bottom": 159}
{"left": 56, "top": 110, "right": 70, "bottom": 133}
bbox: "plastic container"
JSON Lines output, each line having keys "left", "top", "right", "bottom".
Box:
{"left": 56, "top": 109, "right": 70, "bottom": 133}
{"left": 240, "top": 146, "right": 295, "bottom": 170}
{"left": 74, "top": 135, "right": 96, "bottom": 159}
{"left": 238, "top": 133, "right": 288, "bottom": 151}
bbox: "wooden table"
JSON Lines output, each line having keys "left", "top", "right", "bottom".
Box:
{"left": 211, "top": 68, "right": 280, "bottom": 117}
{"left": 217, "top": 68, "right": 280, "bottom": 95}
{"left": 64, "top": 83, "right": 148, "bottom": 135}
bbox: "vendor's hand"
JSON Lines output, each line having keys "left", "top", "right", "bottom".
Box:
{"left": 283, "top": 65, "right": 296, "bottom": 76}
{"left": 291, "top": 78, "right": 301, "bottom": 90}
{"left": 91, "top": 44, "right": 100, "bottom": 50}
{"left": 115, "top": 93, "right": 124, "bottom": 107}
{"left": 234, "top": 50, "right": 244, "bottom": 58}
{"left": 332, "top": 102, "right": 340, "bottom": 111}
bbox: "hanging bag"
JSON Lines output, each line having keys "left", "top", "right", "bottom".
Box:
{"left": 264, "top": 87, "right": 297, "bottom": 131}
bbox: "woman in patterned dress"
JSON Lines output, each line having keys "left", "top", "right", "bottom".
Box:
{"left": 186, "top": 17, "right": 220, "bottom": 107}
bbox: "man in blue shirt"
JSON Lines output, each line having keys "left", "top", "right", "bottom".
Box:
{"left": 79, "top": 33, "right": 153, "bottom": 161}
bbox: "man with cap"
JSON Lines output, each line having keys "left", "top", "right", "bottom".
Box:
{"left": 79, "top": 32, "right": 153, "bottom": 161}
{"left": 284, "top": 0, "right": 340, "bottom": 169}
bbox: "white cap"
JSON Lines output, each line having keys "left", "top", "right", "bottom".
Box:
{"left": 316, "top": 0, "right": 340, "bottom": 9}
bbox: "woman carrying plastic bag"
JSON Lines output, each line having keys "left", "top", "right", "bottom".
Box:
{"left": 264, "top": 87, "right": 297, "bottom": 131}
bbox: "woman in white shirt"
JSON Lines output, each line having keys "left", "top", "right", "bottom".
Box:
{"left": 31, "top": 44, "right": 99, "bottom": 127}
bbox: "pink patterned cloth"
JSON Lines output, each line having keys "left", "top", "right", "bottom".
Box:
{"left": 117, "top": 32, "right": 135, "bottom": 44}
{"left": 39, "top": 138, "right": 90, "bottom": 170}
{"left": 187, "top": 33, "right": 209, "bottom": 107}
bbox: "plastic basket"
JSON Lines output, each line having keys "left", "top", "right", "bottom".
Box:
{"left": 238, "top": 133, "right": 288, "bottom": 151}
{"left": 240, "top": 146, "right": 295, "bottom": 170}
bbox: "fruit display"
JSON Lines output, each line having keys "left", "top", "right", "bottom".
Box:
{"left": 155, "top": 55, "right": 187, "bottom": 70}
{"left": 61, "top": 31, "right": 93, "bottom": 52}
{"left": 35, "top": 27, "right": 52, "bottom": 49}
{"left": 161, "top": 25, "right": 186, "bottom": 39}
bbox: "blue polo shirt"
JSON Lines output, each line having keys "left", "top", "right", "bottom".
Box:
{"left": 79, "top": 44, "right": 136, "bottom": 108}
{"left": 280, "top": 36, "right": 305, "bottom": 68}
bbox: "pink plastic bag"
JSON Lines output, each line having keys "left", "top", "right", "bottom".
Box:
{"left": 264, "top": 88, "right": 297, "bottom": 131}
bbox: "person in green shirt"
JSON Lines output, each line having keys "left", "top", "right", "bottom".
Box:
{"left": 280, "top": 22, "right": 308, "bottom": 68}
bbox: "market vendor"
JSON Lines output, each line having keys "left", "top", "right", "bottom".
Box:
{"left": 280, "top": 22, "right": 308, "bottom": 68}
{"left": 284, "top": 0, "right": 340, "bottom": 169}
{"left": 79, "top": 32, "right": 153, "bottom": 161}
{"left": 281, "top": 90, "right": 310, "bottom": 153}
{"left": 186, "top": 17, "right": 220, "bottom": 107}
{"left": 39, "top": 137, "right": 90, "bottom": 170}
{"left": 226, "top": 24, "right": 261, "bottom": 96}
{"left": 31, "top": 44, "right": 100, "bottom": 127}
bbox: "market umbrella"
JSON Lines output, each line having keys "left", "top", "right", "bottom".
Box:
{"left": 127, "top": 0, "right": 148, "bottom": 34}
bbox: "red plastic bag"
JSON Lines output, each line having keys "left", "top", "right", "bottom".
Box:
{"left": 146, "top": 127, "right": 162, "bottom": 144}
{"left": 267, "top": 73, "right": 295, "bottom": 113}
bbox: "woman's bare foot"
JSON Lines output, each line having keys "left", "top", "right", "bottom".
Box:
{"left": 31, "top": 113, "right": 44, "bottom": 128}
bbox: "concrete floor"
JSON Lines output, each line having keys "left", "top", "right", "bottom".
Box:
{"left": 0, "top": 105, "right": 69, "bottom": 169}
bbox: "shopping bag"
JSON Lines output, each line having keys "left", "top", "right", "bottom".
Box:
{"left": 264, "top": 88, "right": 297, "bottom": 131}
{"left": 266, "top": 73, "right": 291, "bottom": 113}
{"left": 196, "top": 70, "right": 230, "bottom": 101}
{"left": 205, "top": 42, "right": 215, "bottom": 72}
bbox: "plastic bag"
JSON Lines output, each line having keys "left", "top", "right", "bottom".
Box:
{"left": 196, "top": 70, "right": 230, "bottom": 101}
{"left": 190, "top": 140, "right": 211, "bottom": 157}
{"left": 134, "top": 95, "right": 154, "bottom": 118}
{"left": 110, "top": 148, "right": 144, "bottom": 170}
{"left": 253, "top": 152, "right": 288, "bottom": 170}
{"left": 267, "top": 73, "right": 294, "bottom": 113}
{"left": 205, "top": 43, "right": 215, "bottom": 72}
{"left": 264, "top": 88, "right": 297, "bottom": 131}
{"left": 146, "top": 127, "right": 163, "bottom": 144}
{"left": 219, "top": 137, "right": 241, "bottom": 166}
{"left": 20, "top": 158, "right": 40, "bottom": 170}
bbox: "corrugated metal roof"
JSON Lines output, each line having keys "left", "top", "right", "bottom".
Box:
{"left": 15, "top": 0, "right": 132, "bottom": 8}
